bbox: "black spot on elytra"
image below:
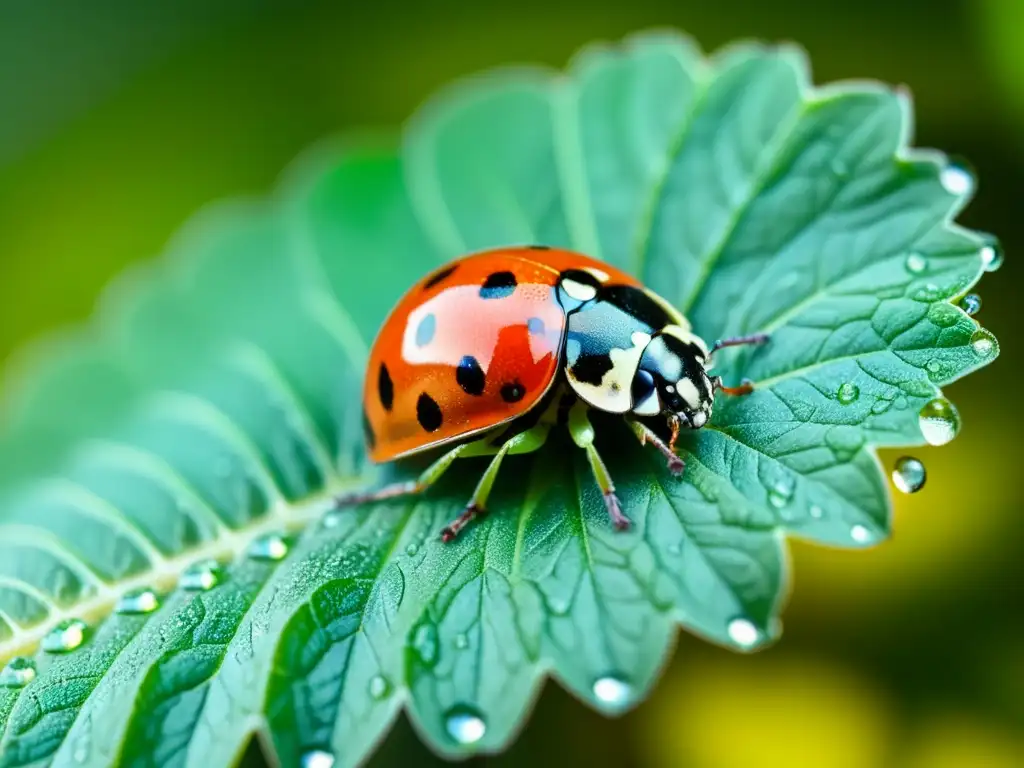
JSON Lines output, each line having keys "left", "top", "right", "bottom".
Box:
{"left": 527, "top": 317, "right": 545, "bottom": 336}
{"left": 501, "top": 380, "right": 526, "bottom": 403}
{"left": 362, "top": 409, "right": 376, "bottom": 450}
{"left": 480, "top": 271, "right": 517, "bottom": 299}
{"left": 527, "top": 244, "right": 551, "bottom": 250}
{"left": 378, "top": 363, "right": 394, "bottom": 411}
{"left": 423, "top": 264, "right": 458, "bottom": 290}
{"left": 416, "top": 392, "right": 443, "bottom": 432}
{"left": 570, "top": 353, "right": 614, "bottom": 385}
{"left": 415, "top": 313, "right": 436, "bottom": 347}
{"left": 456, "top": 355, "right": 486, "bottom": 396}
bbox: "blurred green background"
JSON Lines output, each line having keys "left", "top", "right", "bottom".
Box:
{"left": 1, "top": 0, "right": 1021, "bottom": 765}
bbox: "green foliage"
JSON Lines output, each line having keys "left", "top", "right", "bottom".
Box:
{"left": 0, "top": 30, "right": 997, "bottom": 767}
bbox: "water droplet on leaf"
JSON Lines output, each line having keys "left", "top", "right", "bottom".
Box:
{"left": 321, "top": 511, "right": 343, "bottom": 529}
{"left": 248, "top": 533, "right": 289, "bottom": 561}
{"left": 116, "top": 588, "right": 160, "bottom": 615}
{"left": 918, "top": 397, "right": 961, "bottom": 446}
{"left": 940, "top": 160, "right": 975, "bottom": 197}
{"left": 0, "top": 657, "right": 36, "bottom": 688}
{"left": 42, "top": 619, "right": 87, "bottom": 653}
{"left": 454, "top": 633, "right": 469, "bottom": 650}
{"left": 727, "top": 617, "right": 760, "bottom": 649}
{"left": 837, "top": 382, "right": 859, "bottom": 405}
{"left": 970, "top": 329, "right": 997, "bottom": 358}
{"left": 592, "top": 675, "right": 633, "bottom": 710}
{"left": 809, "top": 505, "right": 824, "bottom": 519}
{"left": 445, "top": 705, "right": 487, "bottom": 745}
{"left": 980, "top": 241, "right": 1004, "bottom": 272}
{"left": 767, "top": 476, "right": 795, "bottom": 509}
{"left": 301, "top": 750, "right": 335, "bottom": 768}
{"left": 926, "top": 302, "right": 960, "bottom": 328}
{"left": 905, "top": 253, "right": 928, "bottom": 274}
{"left": 368, "top": 675, "right": 391, "bottom": 700}
{"left": 958, "top": 294, "right": 982, "bottom": 316}
{"left": 181, "top": 559, "right": 224, "bottom": 592}
{"left": 892, "top": 457, "right": 926, "bottom": 494}
{"left": 850, "top": 524, "right": 872, "bottom": 544}
{"left": 412, "top": 622, "right": 439, "bottom": 666}
{"left": 405, "top": 543, "right": 419, "bottom": 557}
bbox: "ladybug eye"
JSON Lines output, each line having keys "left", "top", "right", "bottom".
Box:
{"left": 631, "top": 369, "right": 656, "bottom": 403}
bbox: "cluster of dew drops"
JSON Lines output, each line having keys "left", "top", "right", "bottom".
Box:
{"left": 887, "top": 159, "right": 1000, "bottom": 501}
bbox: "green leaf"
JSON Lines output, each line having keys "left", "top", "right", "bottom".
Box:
{"left": 0, "top": 30, "right": 997, "bottom": 767}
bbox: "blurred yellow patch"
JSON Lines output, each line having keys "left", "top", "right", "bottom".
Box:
{"left": 640, "top": 655, "right": 893, "bottom": 768}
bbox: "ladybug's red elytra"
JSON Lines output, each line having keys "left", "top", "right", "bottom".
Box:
{"left": 336, "top": 246, "right": 768, "bottom": 541}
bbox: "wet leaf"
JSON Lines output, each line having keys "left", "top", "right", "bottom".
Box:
{"left": 0, "top": 31, "right": 997, "bottom": 766}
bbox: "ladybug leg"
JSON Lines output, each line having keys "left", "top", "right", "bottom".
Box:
{"left": 567, "top": 401, "right": 630, "bottom": 531}
{"left": 628, "top": 420, "right": 685, "bottom": 476}
{"left": 441, "top": 423, "right": 551, "bottom": 543}
{"left": 333, "top": 440, "right": 478, "bottom": 509}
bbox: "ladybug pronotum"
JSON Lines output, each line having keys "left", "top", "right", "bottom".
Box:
{"left": 336, "top": 247, "right": 768, "bottom": 541}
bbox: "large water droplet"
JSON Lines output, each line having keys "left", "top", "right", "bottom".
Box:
{"left": 892, "top": 457, "right": 927, "bottom": 494}
{"left": 42, "top": 619, "right": 87, "bottom": 653}
{"left": 980, "top": 241, "right": 1004, "bottom": 272}
{"left": 0, "top": 657, "right": 37, "bottom": 688}
{"left": 321, "top": 511, "right": 343, "bottom": 530}
{"left": 248, "top": 533, "right": 289, "bottom": 561}
{"left": 412, "top": 622, "right": 439, "bottom": 667}
{"left": 918, "top": 398, "right": 961, "bottom": 446}
{"left": 300, "top": 750, "right": 335, "bottom": 768}
{"left": 727, "top": 617, "right": 760, "bottom": 649}
{"left": 368, "top": 675, "right": 391, "bottom": 700}
{"left": 445, "top": 705, "right": 487, "bottom": 745}
{"left": 837, "top": 382, "right": 859, "bottom": 405}
{"left": 970, "top": 329, "right": 997, "bottom": 359}
{"left": 592, "top": 675, "right": 633, "bottom": 710}
{"left": 405, "top": 542, "right": 419, "bottom": 557}
{"left": 940, "top": 161, "right": 975, "bottom": 197}
{"left": 958, "top": 294, "right": 982, "bottom": 316}
{"left": 904, "top": 253, "right": 928, "bottom": 274}
{"left": 850, "top": 524, "right": 873, "bottom": 544}
{"left": 116, "top": 588, "right": 160, "bottom": 615}
{"left": 181, "top": 559, "right": 224, "bottom": 592}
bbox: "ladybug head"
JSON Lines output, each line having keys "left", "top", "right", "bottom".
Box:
{"left": 629, "top": 327, "right": 714, "bottom": 429}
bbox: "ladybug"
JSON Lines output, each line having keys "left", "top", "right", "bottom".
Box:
{"left": 336, "top": 246, "right": 768, "bottom": 541}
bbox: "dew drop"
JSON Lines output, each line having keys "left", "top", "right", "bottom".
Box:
{"left": 42, "top": 619, "right": 87, "bottom": 653}
{"left": 958, "top": 294, "right": 982, "bottom": 316}
{"left": 248, "top": 533, "right": 289, "bottom": 561}
{"left": 300, "top": 750, "right": 335, "bottom": 768}
{"left": 837, "top": 382, "right": 859, "bottom": 405}
{"left": 666, "top": 542, "right": 682, "bottom": 556}
{"left": 116, "top": 588, "right": 160, "bottom": 615}
{"left": 918, "top": 397, "right": 961, "bottom": 446}
{"left": 592, "top": 675, "right": 633, "bottom": 710}
{"left": 321, "top": 511, "right": 343, "bottom": 529}
{"left": 0, "top": 657, "right": 36, "bottom": 688}
{"left": 412, "top": 622, "right": 439, "bottom": 666}
{"left": 926, "top": 302, "right": 960, "bottom": 328}
{"left": 454, "top": 633, "right": 469, "bottom": 650}
{"left": 940, "top": 161, "right": 975, "bottom": 197}
{"left": 904, "top": 253, "right": 928, "bottom": 274}
{"left": 548, "top": 596, "right": 570, "bottom": 616}
{"left": 767, "top": 476, "right": 795, "bottom": 509}
{"left": 809, "top": 505, "right": 824, "bottom": 520}
{"left": 405, "top": 542, "right": 419, "bottom": 557}
{"left": 181, "top": 559, "right": 224, "bottom": 592}
{"left": 980, "top": 241, "right": 1004, "bottom": 272}
{"left": 727, "top": 618, "right": 760, "bottom": 649}
{"left": 445, "top": 705, "right": 487, "bottom": 745}
{"left": 892, "top": 456, "right": 927, "bottom": 494}
{"left": 850, "top": 524, "right": 872, "bottom": 544}
{"left": 368, "top": 675, "right": 391, "bottom": 700}
{"left": 925, "top": 360, "right": 942, "bottom": 375}
{"left": 970, "top": 329, "right": 997, "bottom": 359}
